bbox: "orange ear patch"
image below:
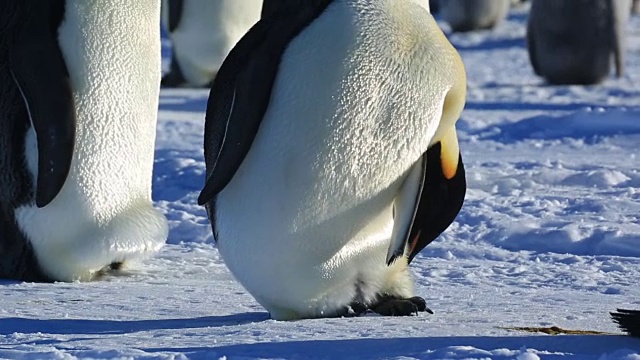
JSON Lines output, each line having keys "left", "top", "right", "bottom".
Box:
{"left": 440, "top": 127, "right": 460, "bottom": 180}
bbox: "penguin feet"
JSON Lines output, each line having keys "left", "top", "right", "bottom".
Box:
{"left": 340, "top": 295, "right": 433, "bottom": 317}
{"left": 93, "top": 261, "right": 125, "bottom": 279}
{"left": 370, "top": 295, "right": 433, "bottom": 316}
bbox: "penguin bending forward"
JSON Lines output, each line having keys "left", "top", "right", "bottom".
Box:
{"left": 161, "top": 0, "right": 263, "bottom": 87}
{"left": 0, "top": 1, "right": 168, "bottom": 281}
{"left": 198, "top": 0, "right": 467, "bottom": 320}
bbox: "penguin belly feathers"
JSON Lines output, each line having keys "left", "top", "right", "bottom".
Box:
{"left": 161, "top": 0, "right": 263, "bottom": 87}
{"left": 200, "top": 0, "right": 466, "bottom": 320}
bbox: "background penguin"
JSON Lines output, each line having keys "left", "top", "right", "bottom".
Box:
{"left": 633, "top": 0, "right": 640, "bottom": 14}
{"left": 199, "top": 0, "right": 467, "bottom": 320}
{"left": 527, "top": 0, "right": 631, "bottom": 85}
{"left": 161, "top": 0, "right": 263, "bottom": 87}
{"left": 0, "top": 0, "right": 168, "bottom": 282}
{"left": 439, "top": 0, "right": 511, "bottom": 32}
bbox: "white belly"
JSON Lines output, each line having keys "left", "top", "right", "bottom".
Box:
{"left": 16, "top": 0, "right": 168, "bottom": 281}
{"left": 163, "top": 0, "right": 262, "bottom": 86}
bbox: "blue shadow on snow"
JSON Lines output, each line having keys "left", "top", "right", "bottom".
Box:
{"left": 143, "top": 335, "right": 639, "bottom": 360}
{"left": 0, "top": 312, "right": 268, "bottom": 337}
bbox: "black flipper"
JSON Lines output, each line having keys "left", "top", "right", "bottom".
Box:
{"left": 167, "top": 0, "right": 184, "bottom": 33}
{"left": 406, "top": 143, "right": 466, "bottom": 263}
{"left": 611, "top": 309, "right": 640, "bottom": 337}
{"left": 9, "top": 1, "right": 75, "bottom": 208}
{"left": 197, "top": 0, "right": 333, "bottom": 206}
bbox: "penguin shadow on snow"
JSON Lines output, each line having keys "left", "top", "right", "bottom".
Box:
{"left": 142, "top": 335, "right": 638, "bottom": 360}
{"left": 0, "top": 312, "right": 268, "bottom": 338}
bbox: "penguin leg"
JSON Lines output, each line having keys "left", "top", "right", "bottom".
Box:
{"left": 370, "top": 295, "right": 433, "bottom": 316}
{"left": 340, "top": 296, "right": 433, "bottom": 317}
{"left": 161, "top": 53, "right": 187, "bottom": 87}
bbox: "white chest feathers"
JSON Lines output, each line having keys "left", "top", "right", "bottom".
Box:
{"left": 163, "top": 0, "right": 263, "bottom": 86}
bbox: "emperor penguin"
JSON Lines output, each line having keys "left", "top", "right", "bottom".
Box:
{"left": 633, "top": 0, "right": 640, "bottom": 15}
{"left": 527, "top": 0, "right": 631, "bottom": 85}
{"left": 439, "top": 0, "right": 511, "bottom": 33}
{"left": 0, "top": 1, "right": 168, "bottom": 282}
{"left": 198, "top": 0, "right": 467, "bottom": 320}
{"left": 161, "top": 0, "right": 263, "bottom": 87}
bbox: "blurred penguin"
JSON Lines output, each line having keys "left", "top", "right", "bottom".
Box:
{"left": 527, "top": 0, "right": 630, "bottom": 85}
{"left": 161, "top": 0, "right": 263, "bottom": 87}
{"left": 440, "top": 0, "right": 510, "bottom": 32}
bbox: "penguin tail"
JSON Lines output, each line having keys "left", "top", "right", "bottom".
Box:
{"left": 610, "top": 309, "right": 640, "bottom": 337}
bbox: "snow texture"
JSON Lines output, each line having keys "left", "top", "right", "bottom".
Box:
{"left": 1, "top": 6, "right": 639, "bottom": 360}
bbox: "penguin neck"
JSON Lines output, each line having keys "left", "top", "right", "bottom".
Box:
{"left": 261, "top": 0, "right": 334, "bottom": 19}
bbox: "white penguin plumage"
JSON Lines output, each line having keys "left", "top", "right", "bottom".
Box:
{"left": 1, "top": 0, "right": 167, "bottom": 281}
{"left": 439, "top": 0, "right": 511, "bottom": 33}
{"left": 200, "top": 0, "right": 466, "bottom": 320}
{"left": 162, "top": 0, "right": 263, "bottom": 87}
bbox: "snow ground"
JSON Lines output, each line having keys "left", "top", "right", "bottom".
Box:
{"left": 1, "top": 7, "right": 640, "bottom": 360}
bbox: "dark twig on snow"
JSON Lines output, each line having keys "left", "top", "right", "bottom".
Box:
{"left": 611, "top": 309, "right": 640, "bottom": 337}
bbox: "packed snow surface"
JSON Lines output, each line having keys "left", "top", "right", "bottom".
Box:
{"left": 1, "top": 7, "right": 639, "bottom": 360}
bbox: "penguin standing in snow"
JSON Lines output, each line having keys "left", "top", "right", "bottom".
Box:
{"left": 527, "top": 0, "right": 631, "bottom": 85}
{"left": 0, "top": 1, "right": 168, "bottom": 281}
{"left": 161, "top": 0, "right": 263, "bottom": 87}
{"left": 199, "top": 0, "right": 467, "bottom": 320}
{"left": 439, "top": 0, "right": 511, "bottom": 32}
